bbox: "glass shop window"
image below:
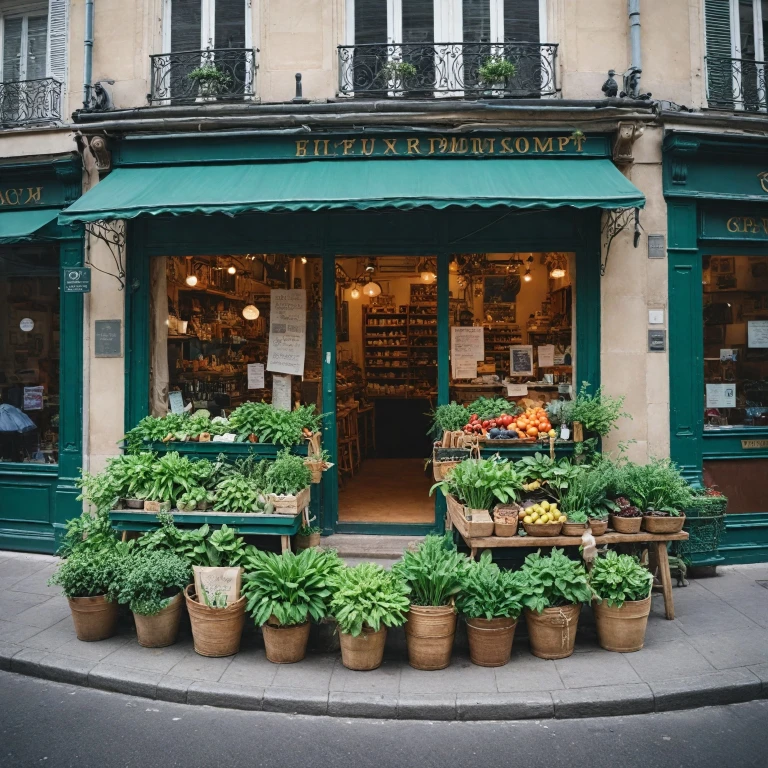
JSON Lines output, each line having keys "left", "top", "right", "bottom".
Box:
{"left": 703, "top": 255, "right": 768, "bottom": 429}
{"left": 0, "top": 248, "right": 60, "bottom": 464}
{"left": 151, "top": 254, "right": 322, "bottom": 417}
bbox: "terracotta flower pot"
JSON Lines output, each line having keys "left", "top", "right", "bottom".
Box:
{"left": 404, "top": 605, "right": 456, "bottom": 670}
{"left": 262, "top": 621, "right": 310, "bottom": 663}
{"left": 133, "top": 592, "right": 183, "bottom": 648}
{"left": 642, "top": 514, "right": 686, "bottom": 534}
{"left": 295, "top": 532, "right": 321, "bottom": 552}
{"left": 185, "top": 585, "right": 245, "bottom": 658}
{"left": 465, "top": 616, "right": 517, "bottom": 667}
{"left": 561, "top": 522, "right": 588, "bottom": 537}
{"left": 610, "top": 514, "right": 642, "bottom": 534}
{"left": 68, "top": 595, "right": 119, "bottom": 642}
{"left": 339, "top": 625, "right": 387, "bottom": 670}
{"left": 593, "top": 595, "right": 651, "bottom": 652}
{"left": 588, "top": 519, "right": 608, "bottom": 536}
{"left": 524, "top": 604, "right": 581, "bottom": 660}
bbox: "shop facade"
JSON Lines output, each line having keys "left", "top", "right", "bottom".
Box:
{"left": 60, "top": 126, "right": 646, "bottom": 536}
{"left": 665, "top": 130, "right": 768, "bottom": 565}
{"left": 0, "top": 156, "right": 84, "bottom": 553}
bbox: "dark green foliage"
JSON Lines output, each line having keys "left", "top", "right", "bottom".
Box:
{"left": 265, "top": 449, "right": 312, "bottom": 495}
{"left": 113, "top": 550, "right": 191, "bottom": 615}
{"left": 519, "top": 548, "right": 592, "bottom": 612}
{"left": 589, "top": 550, "right": 653, "bottom": 608}
{"left": 456, "top": 552, "right": 525, "bottom": 620}
{"left": 431, "top": 457, "right": 523, "bottom": 510}
{"left": 48, "top": 549, "right": 123, "bottom": 599}
{"left": 614, "top": 458, "right": 693, "bottom": 515}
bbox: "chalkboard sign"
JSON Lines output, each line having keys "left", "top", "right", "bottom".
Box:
{"left": 95, "top": 319, "right": 122, "bottom": 358}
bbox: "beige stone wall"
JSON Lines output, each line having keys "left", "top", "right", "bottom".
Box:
{"left": 600, "top": 125, "right": 669, "bottom": 464}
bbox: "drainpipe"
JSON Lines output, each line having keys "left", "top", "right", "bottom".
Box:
{"left": 83, "top": 0, "right": 94, "bottom": 109}
{"left": 627, "top": 0, "right": 642, "bottom": 98}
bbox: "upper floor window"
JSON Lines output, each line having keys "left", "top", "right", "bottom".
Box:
{"left": 2, "top": 9, "right": 48, "bottom": 82}
{"left": 340, "top": 0, "right": 555, "bottom": 98}
{"left": 164, "top": 0, "right": 248, "bottom": 53}
{"left": 705, "top": 0, "right": 768, "bottom": 110}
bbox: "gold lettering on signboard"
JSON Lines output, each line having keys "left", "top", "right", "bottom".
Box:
{"left": 534, "top": 137, "right": 554, "bottom": 153}
{"left": 742, "top": 439, "right": 768, "bottom": 449}
{"left": 295, "top": 140, "right": 309, "bottom": 157}
{"left": 25, "top": 187, "right": 42, "bottom": 203}
{"left": 758, "top": 171, "right": 768, "bottom": 193}
{"left": 407, "top": 138, "right": 421, "bottom": 154}
{"left": 361, "top": 138, "right": 376, "bottom": 155}
{"left": 383, "top": 138, "right": 398, "bottom": 155}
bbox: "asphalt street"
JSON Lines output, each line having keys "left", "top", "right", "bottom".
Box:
{"left": 1, "top": 670, "right": 766, "bottom": 768}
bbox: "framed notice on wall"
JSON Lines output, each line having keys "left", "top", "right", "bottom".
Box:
{"left": 510, "top": 345, "right": 534, "bottom": 377}
{"left": 748, "top": 320, "right": 768, "bottom": 348}
{"left": 267, "top": 290, "right": 307, "bottom": 376}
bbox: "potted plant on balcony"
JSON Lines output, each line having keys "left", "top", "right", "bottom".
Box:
{"left": 519, "top": 548, "right": 592, "bottom": 659}
{"left": 329, "top": 563, "right": 410, "bottom": 671}
{"left": 456, "top": 552, "right": 525, "bottom": 667}
{"left": 392, "top": 533, "right": 469, "bottom": 670}
{"left": 478, "top": 55, "right": 517, "bottom": 96}
{"left": 590, "top": 551, "right": 654, "bottom": 652}
{"left": 241, "top": 547, "right": 336, "bottom": 663}
{"left": 188, "top": 63, "right": 233, "bottom": 99}
{"left": 49, "top": 548, "right": 123, "bottom": 642}
{"left": 113, "top": 550, "right": 191, "bottom": 648}
{"left": 381, "top": 59, "right": 417, "bottom": 96}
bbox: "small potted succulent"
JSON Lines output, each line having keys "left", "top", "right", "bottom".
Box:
{"left": 113, "top": 550, "right": 190, "bottom": 647}
{"left": 329, "top": 563, "right": 410, "bottom": 671}
{"left": 590, "top": 551, "right": 654, "bottom": 652}
{"left": 49, "top": 548, "right": 122, "bottom": 642}
{"left": 392, "top": 534, "right": 470, "bottom": 671}
{"left": 456, "top": 552, "right": 525, "bottom": 667}
{"left": 519, "top": 548, "right": 592, "bottom": 659}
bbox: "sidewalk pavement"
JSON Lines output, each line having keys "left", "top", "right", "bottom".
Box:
{"left": 1, "top": 550, "right": 768, "bottom": 721}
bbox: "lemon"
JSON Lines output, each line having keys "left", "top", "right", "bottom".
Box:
{"left": 534, "top": 518, "right": 545, "bottom": 524}
{"left": 523, "top": 515, "right": 533, "bottom": 524}
{"left": 548, "top": 429, "right": 556, "bottom": 437}
{"left": 558, "top": 515, "right": 567, "bottom": 523}
{"left": 541, "top": 501, "right": 550, "bottom": 510}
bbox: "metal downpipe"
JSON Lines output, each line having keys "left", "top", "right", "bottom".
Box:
{"left": 83, "top": 0, "right": 94, "bottom": 109}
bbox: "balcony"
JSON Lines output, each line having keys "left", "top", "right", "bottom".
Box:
{"left": 0, "top": 78, "right": 61, "bottom": 126}
{"left": 149, "top": 48, "right": 256, "bottom": 105}
{"left": 337, "top": 42, "right": 558, "bottom": 99}
{"left": 705, "top": 55, "right": 767, "bottom": 111}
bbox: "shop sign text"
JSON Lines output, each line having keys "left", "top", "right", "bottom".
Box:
{"left": 0, "top": 186, "right": 43, "bottom": 206}
{"left": 294, "top": 134, "right": 587, "bottom": 159}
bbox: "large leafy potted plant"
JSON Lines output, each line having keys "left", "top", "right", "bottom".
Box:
{"left": 49, "top": 548, "right": 123, "bottom": 641}
{"left": 589, "top": 551, "right": 654, "bottom": 652}
{"left": 519, "top": 548, "right": 592, "bottom": 659}
{"left": 456, "top": 552, "right": 525, "bottom": 667}
{"left": 113, "top": 550, "right": 190, "bottom": 647}
{"left": 241, "top": 547, "right": 334, "bottom": 663}
{"left": 392, "top": 533, "right": 469, "bottom": 670}
{"left": 329, "top": 563, "right": 410, "bottom": 671}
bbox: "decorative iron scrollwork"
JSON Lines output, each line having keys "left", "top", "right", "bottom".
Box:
{"left": 0, "top": 77, "right": 61, "bottom": 125}
{"left": 84, "top": 220, "right": 126, "bottom": 290}
{"left": 601, "top": 208, "right": 642, "bottom": 276}
{"left": 705, "top": 55, "right": 767, "bottom": 111}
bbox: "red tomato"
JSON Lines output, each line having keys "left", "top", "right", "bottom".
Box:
{"left": 482, "top": 420, "right": 490, "bottom": 428}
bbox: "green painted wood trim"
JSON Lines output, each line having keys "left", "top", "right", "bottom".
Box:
{"left": 147, "top": 441, "right": 308, "bottom": 457}
{"left": 321, "top": 252, "right": 338, "bottom": 536}
{"left": 437, "top": 252, "right": 450, "bottom": 406}
{"left": 575, "top": 220, "right": 601, "bottom": 390}
{"left": 0, "top": 464, "right": 58, "bottom": 476}
{"left": 110, "top": 511, "right": 302, "bottom": 535}
{"left": 717, "top": 513, "right": 768, "bottom": 564}
{"left": 480, "top": 443, "right": 576, "bottom": 458}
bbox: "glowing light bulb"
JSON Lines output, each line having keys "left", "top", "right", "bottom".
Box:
{"left": 363, "top": 281, "right": 382, "bottom": 297}
{"left": 421, "top": 271, "right": 436, "bottom": 283}
{"left": 227, "top": 266, "right": 236, "bottom": 275}
{"left": 301, "top": 256, "right": 308, "bottom": 264}
{"left": 550, "top": 268, "right": 565, "bottom": 279}
{"left": 350, "top": 287, "right": 360, "bottom": 299}
{"left": 523, "top": 269, "right": 532, "bottom": 282}
{"left": 449, "top": 261, "right": 458, "bottom": 273}
{"left": 185, "top": 275, "right": 198, "bottom": 286}
{"left": 242, "top": 304, "right": 260, "bottom": 320}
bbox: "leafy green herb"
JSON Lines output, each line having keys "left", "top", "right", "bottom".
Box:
{"left": 428, "top": 402, "right": 470, "bottom": 437}
{"left": 613, "top": 458, "right": 692, "bottom": 515}
{"left": 455, "top": 552, "right": 525, "bottom": 620}
{"left": 112, "top": 550, "right": 191, "bottom": 615}
{"left": 589, "top": 550, "right": 653, "bottom": 608}
{"left": 570, "top": 382, "right": 631, "bottom": 437}
{"left": 519, "top": 548, "right": 592, "bottom": 612}
{"left": 48, "top": 548, "right": 123, "bottom": 599}
{"left": 265, "top": 448, "right": 312, "bottom": 496}
{"left": 431, "top": 457, "right": 523, "bottom": 510}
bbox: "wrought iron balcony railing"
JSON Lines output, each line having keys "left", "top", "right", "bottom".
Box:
{"left": 149, "top": 48, "right": 256, "bottom": 104}
{"left": 338, "top": 42, "right": 558, "bottom": 98}
{"left": 705, "top": 55, "right": 767, "bottom": 111}
{"left": 0, "top": 78, "right": 61, "bottom": 126}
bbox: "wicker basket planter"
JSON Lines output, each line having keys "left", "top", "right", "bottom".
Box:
{"left": 593, "top": 595, "right": 651, "bottom": 653}
{"left": 404, "top": 605, "right": 456, "bottom": 670}
{"left": 466, "top": 509, "right": 494, "bottom": 537}
{"left": 643, "top": 514, "right": 686, "bottom": 534}
{"left": 493, "top": 504, "right": 519, "bottom": 537}
{"left": 588, "top": 519, "right": 609, "bottom": 536}
{"left": 522, "top": 521, "right": 563, "bottom": 537}
{"left": 465, "top": 616, "right": 517, "bottom": 667}
{"left": 610, "top": 514, "right": 642, "bottom": 534}
{"left": 68, "top": 595, "right": 119, "bottom": 642}
{"left": 295, "top": 532, "right": 322, "bottom": 551}
{"left": 339, "top": 625, "right": 387, "bottom": 671}
{"left": 267, "top": 487, "right": 311, "bottom": 516}
{"left": 133, "top": 592, "right": 183, "bottom": 648}
{"left": 185, "top": 585, "right": 245, "bottom": 657}
{"left": 262, "top": 621, "right": 310, "bottom": 663}
{"left": 561, "top": 522, "right": 588, "bottom": 537}
{"left": 525, "top": 604, "right": 581, "bottom": 660}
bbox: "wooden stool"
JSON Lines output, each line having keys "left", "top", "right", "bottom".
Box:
{"left": 344, "top": 405, "right": 362, "bottom": 472}
{"left": 358, "top": 403, "right": 376, "bottom": 457}
{"left": 337, "top": 410, "right": 355, "bottom": 479}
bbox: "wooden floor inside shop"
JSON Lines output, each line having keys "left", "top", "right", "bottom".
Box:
{"left": 337, "top": 458, "right": 435, "bottom": 523}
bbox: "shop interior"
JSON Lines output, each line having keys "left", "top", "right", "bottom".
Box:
{"left": 0, "top": 248, "right": 60, "bottom": 464}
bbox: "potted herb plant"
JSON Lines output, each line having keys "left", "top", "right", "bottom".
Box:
{"left": 558, "top": 469, "right": 617, "bottom": 536}
{"left": 295, "top": 518, "right": 322, "bottom": 551}
{"left": 188, "top": 63, "right": 232, "bottom": 98}
{"left": 478, "top": 55, "right": 517, "bottom": 95}
{"left": 265, "top": 448, "right": 312, "bottom": 514}
{"left": 456, "top": 552, "right": 525, "bottom": 667}
{"left": 381, "top": 59, "right": 417, "bottom": 95}
{"left": 590, "top": 551, "right": 654, "bottom": 652}
{"left": 329, "top": 563, "right": 410, "bottom": 671}
{"left": 107, "top": 452, "right": 155, "bottom": 509}
{"left": 632, "top": 459, "right": 692, "bottom": 533}
{"left": 392, "top": 533, "right": 469, "bottom": 670}
{"left": 113, "top": 550, "right": 190, "bottom": 647}
{"left": 49, "top": 549, "right": 122, "bottom": 641}
{"left": 519, "top": 548, "right": 592, "bottom": 659}
{"left": 569, "top": 382, "right": 631, "bottom": 455}
{"left": 241, "top": 547, "right": 334, "bottom": 663}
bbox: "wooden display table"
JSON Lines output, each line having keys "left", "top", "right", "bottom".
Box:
{"left": 447, "top": 505, "right": 688, "bottom": 620}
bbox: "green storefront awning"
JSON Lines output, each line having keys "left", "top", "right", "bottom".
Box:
{"left": 59, "top": 158, "right": 645, "bottom": 223}
{"left": 0, "top": 208, "right": 60, "bottom": 242}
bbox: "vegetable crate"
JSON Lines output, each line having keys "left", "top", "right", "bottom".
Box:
{"left": 266, "top": 487, "right": 312, "bottom": 516}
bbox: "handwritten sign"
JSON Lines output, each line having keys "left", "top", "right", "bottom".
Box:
{"left": 537, "top": 345, "right": 555, "bottom": 368}
{"left": 510, "top": 345, "right": 534, "bottom": 376}
{"left": 452, "top": 359, "right": 478, "bottom": 379}
{"left": 272, "top": 374, "right": 292, "bottom": 411}
{"left": 267, "top": 290, "right": 306, "bottom": 376}
{"left": 247, "top": 363, "right": 265, "bottom": 389}
{"left": 748, "top": 320, "right": 768, "bottom": 348}
{"left": 169, "top": 391, "right": 185, "bottom": 414}
{"left": 23, "top": 386, "right": 44, "bottom": 411}
{"left": 706, "top": 384, "right": 736, "bottom": 409}
{"left": 506, "top": 383, "right": 529, "bottom": 397}
{"left": 451, "top": 327, "right": 484, "bottom": 379}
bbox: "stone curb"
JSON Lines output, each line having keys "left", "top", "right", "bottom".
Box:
{"left": 4, "top": 647, "right": 768, "bottom": 720}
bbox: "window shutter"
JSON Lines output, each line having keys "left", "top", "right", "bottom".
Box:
{"left": 704, "top": 0, "right": 733, "bottom": 106}
{"left": 214, "top": 0, "right": 246, "bottom": 49}
{"left": 3, "top": 17, "right": 23, "bottom": 82}
{"left": 354, "top": 0, "right": 387, "bottom": 45}
{"left": 171, "top": 0, "right": 203, "bottom": 52}
{"left": 47, "top": 0, "right": 68, "bottom": 88}
{"left": 503, "top": 0, "right": 539, "bottom": 42}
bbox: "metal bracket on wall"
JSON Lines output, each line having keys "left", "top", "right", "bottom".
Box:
{"left": 601, "top": 207, "right": 641, "bottom": 276}
{"left": 84, "top": 219, "right": 126, "bottom": 290}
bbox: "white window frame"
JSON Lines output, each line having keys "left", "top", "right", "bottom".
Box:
{"left": 728, "top": 0, "right": 766, "bottom": 109}
{"left": 0, "top": 3, "right": 49, "bottom": 83}
{"left": 162, "top": 0, "right": 253, "bottom": 53}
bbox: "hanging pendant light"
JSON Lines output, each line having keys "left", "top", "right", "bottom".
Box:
{"left": 350, "top": 286, "right": 361, "bottom": 299}
{"left": 185, "top": 274, "right": 198, "bottom": 286}
{"left": 523, "top": 268, "right": 532, "bottom": 282}
{"left": 362, "top": 281, "right": 382, "bottom": 297}
{"left": 227, "top": 265, "right": 237, "bottom": 275}
{"left": 242, "top": 304, "right": 260, "bottom": 320}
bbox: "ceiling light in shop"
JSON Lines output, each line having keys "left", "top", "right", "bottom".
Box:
{"left": 550, "top": 268, "right": 566, "bottom": 279}
{"left": 242, "top": 304, "right": 260, "bottom": 320}
{"left": 350, "top": 286, "right": 360, "bottom": 299}
{"left": 523, "top": 269, "right": 532, "bottom": 282}
{"left": 449, "top": 260, "right": 458, "bottom": 273}
{"left": 227, "top": 266, "right": 237, "bottom": 275}
{"left": 185, "top": 274, "right": 198, "bottom": 286}
{"left": 420, "top": 271, "right": 436, "bottom": 283}
{"left": 362, "top": 281, "right": 382, "bottom": 297}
